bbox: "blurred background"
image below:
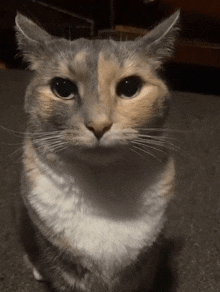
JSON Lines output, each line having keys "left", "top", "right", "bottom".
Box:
{"left": 0, "top": 0, "right": 220, "bottom": 94}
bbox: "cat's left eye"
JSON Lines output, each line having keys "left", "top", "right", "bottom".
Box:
{"left": 50, "top": 77, "right": 78, "bottom": 100}
{"left": 116, "top": 76, "right": 143, "bottom": 99}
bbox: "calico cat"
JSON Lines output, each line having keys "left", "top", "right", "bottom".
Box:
{"left": 16, "top": 10, "right": 179, "bottom": 292}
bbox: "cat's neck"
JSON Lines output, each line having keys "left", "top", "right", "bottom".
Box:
{"left": 28, "top": 140, "right": 169, "bottom": 218}
{"left": 42, "top": 147, "right": 167, "bottom": 189}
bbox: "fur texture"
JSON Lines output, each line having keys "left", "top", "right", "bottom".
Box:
{"left": 16, "top": 10, "right": 179, "bottom": 292}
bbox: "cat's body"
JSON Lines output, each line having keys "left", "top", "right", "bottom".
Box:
{"left": 16, "top": 11, "right": 179, "bottom": 292}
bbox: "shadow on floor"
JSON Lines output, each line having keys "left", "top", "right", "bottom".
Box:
{"left": 151, "top": 237, "right": 183, "bottom": 292}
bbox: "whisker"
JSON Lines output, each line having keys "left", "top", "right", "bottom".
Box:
{"left": 135, "top": 137, "right": 192, "bottom": 159}
{"left": 46, "top": 142, "right": 69, "bottom": 154}
{"left": 0, "top": 126, "right": 26, "bottom": 137}
{"left": 33, "top": 135, "right": 63, "bottom": 143}
{"left": 138, "top": 134, "right": 178, "bottom": 142}
{"left": 136, "top": 138, "right": 189, "bottom": 157}
{"left": 132, "top": 145, "right": 161, "bottom": 161}
{"left": 135, "top": 138, "right": 167, "bottom": 148}
{"left": 135, "top": 137, "right": 182, "bottom": 153}
{"left": 53, "top": 145, "right": 69, "bottom": 154}
{"left": 36, "top": 140, "right": 68, "bottom": 154}
{"left": 9, "top": 147, "right": 23, "bottom": 158}
{"left": 129, "top": 147, "right": 146, "bottom": 159}
{"left": 132, "top": 141, "right": 168, "bottom": 155}
{"left": 25, "top": 131, "right": 62, "bottom": 137}
{"left": 49, "top": 141, "right": 67, "bottom": 148}
{"left": 137, "top": 127, "right": 191, "bottom": 133}
{"left": 8, "top": 147, "right": 24, "bottom": 164}
{"left": 37, "top": 141, "right": 67, "bottom": 150}
{"left": 0, "top": 142, "right": 23, "bottom": 146}
{"left": 136, "top": 137, "right": 166, "bottom": 145}
{"left": 0, "top": 125, "right": 62, "bottom": 138}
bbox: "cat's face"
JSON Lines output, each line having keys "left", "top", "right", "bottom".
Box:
{"left": 16, "top": 11, "right": 179, "bottom": 164}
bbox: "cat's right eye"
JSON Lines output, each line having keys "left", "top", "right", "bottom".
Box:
{"left": 50, "top": 77, "right": 78, "bottom": 100}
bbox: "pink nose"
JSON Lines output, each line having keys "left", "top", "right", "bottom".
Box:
{"left": 86, "top": 123, "right": 112, "bottom": 140}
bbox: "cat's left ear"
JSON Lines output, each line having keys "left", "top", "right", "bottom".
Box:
{"left": 15, "top": 13, "right": 53, "bottom": 43}
{"left": 15, "top": 13, "right": 56, "bottom": 69}
{"left": 136, "top": 10, "right": 180, "bottom": 66}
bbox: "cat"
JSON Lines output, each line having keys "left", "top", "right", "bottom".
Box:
{"left": 15, "top": 10, "right": 179, "bottom": 292}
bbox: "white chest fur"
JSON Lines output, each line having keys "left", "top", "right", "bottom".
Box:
{"left": 28, "top": 158, "right": 174, "bottom": 273}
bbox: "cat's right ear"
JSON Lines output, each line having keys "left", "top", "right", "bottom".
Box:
{"left": 15, "top": 13, "right": 54, "bottom": 70}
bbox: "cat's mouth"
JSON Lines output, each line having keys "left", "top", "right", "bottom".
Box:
{"left": 82, "top": 144, "right": 121, "bottom": 155}
{"left": 76, "top": 144, "right": 128, "bottom": 165}
{"left": 86, "top": 145, "right": 117, "bottom": 152}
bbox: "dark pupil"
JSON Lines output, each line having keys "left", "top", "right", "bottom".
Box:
{"left": 116, "top": 76, "right": 142, "bottom": 98}
{"left": 51, "top": 77, "right": 78, "bottom": 98}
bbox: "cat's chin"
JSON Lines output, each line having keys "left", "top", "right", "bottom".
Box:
{"left": 77, "top": 146, "right": 125, "bottom": 165}
{"left": 54, "top": 143, "right": 127, "bottom": 166}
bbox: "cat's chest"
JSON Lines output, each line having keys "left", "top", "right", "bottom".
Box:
{"left": 28, "top": 168, "right": 166, "bottom": 272}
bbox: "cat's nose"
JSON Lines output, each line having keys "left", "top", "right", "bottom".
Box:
{"left": 85, "top": 122, "right": 112, "bottom": 140}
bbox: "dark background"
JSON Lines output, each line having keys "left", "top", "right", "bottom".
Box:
{"left": 0, "top": 0, "right": 220, "bottom": 95}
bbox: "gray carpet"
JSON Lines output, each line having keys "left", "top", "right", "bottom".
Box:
{"left": 0, "top": 70, "right": 219, "bottom": 292}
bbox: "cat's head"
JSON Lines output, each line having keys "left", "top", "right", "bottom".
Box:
{"left": 16, "top": 11, "right": 179, "bottom": 165}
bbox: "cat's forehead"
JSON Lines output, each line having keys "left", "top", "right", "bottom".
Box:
{"left": 69, "top": 38, "right": 125, "bottom": 69}
{"left": 51, "top": 38, "right": 142, "bottom": 80}
{"left": 72, "top": 38, "right": 121, "bottom": 59}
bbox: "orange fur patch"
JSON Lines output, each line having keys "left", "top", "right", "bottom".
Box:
{"left": 37, "top": 86, "right": 73, "bottom": 119}
{"left": 97, "top": 52, "right": 168, "bottom": 128}
{"left": 23, "top": 139, "right": 40, "bottom": 188}
{"left": 160, "top": 158, "right": 175, "bottom": 202}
